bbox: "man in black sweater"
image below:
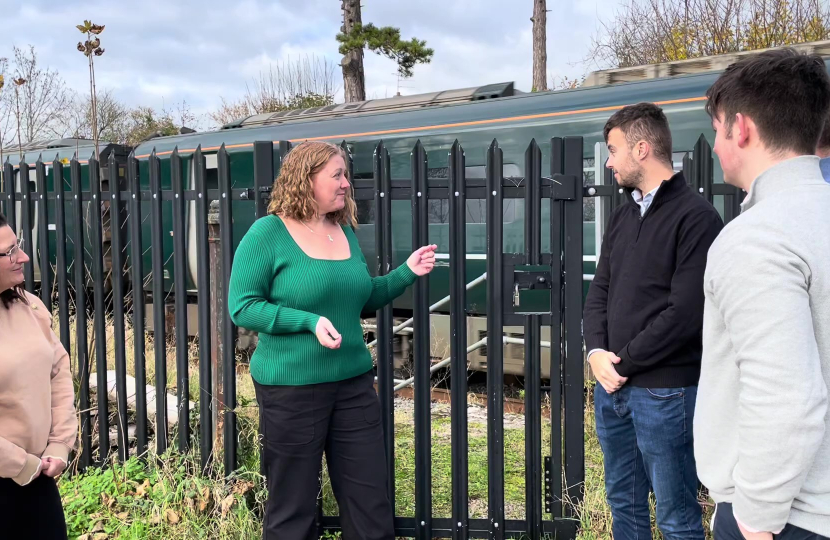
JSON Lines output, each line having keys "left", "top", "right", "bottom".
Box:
{"left": 584, "top": 103, "right": 723, "bottom": 540}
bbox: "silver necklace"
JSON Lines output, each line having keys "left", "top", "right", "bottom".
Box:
{"left": 301, "top": 220, "right": 334, "bottom": 242}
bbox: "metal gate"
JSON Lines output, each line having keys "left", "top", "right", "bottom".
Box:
{"left": 0, "top": 133, "right": 742, "bottom": 539}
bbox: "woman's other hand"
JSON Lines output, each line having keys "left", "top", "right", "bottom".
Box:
{"left": 315, "top": 317, "right": 342, "bottom": 349}
{"left": 407, "top": 244, "right": 438, "bottom": 276}
{"left": 40, "top": 457, "right": 65, "bottom": 478}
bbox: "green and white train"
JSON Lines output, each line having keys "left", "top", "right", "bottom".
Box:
{"left": 7, "top": 40, "right": 829, "bottom": 377}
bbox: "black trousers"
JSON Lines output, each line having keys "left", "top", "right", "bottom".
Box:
{"left": 0, "top": 474, "right": 68, "bottom": 539}
{"left": 254, "top": 369, "right": 395, "bottom": 540}
{"left": 714, "top": 502, "right": 829, "bottom": 540}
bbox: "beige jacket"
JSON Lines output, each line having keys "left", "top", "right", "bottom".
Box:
{"left": 0, "top": 292, "right": 77, "bottom": 485}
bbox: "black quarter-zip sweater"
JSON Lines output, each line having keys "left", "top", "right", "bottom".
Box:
{"left": 583, "top": 171, "right": 724, "bottom": 388}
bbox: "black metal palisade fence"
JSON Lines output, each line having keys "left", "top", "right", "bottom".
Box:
{"left": 0, "top": 134, "right": 742, "bottom": 539}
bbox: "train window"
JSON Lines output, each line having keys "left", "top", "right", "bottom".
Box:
{"left": 596, "top": 148, "right": 692, "bottom": 178}
{"left": 426, "top": 163, "right": 520, "bottom": 180}
{"left": 10, "top": 170, "right": 38, "bottom": 195}
{"left": 583, "top": 157, "right": 596, "bottom": 184}
{"left": 359, "top": 163, "right": 521, "bottom": 225}
{"left": 463, "top": 199, "right": 517, "bottom": 223}
{"left": 420, "top": 198, "right": 516, "bottom": 224}
{"left": 428, "top": 200, "right": 448, "bottom": 223}
{"left": 205, "top": 168, "right": 219, "bottom": 190}
{"left": 672, "top": 151, "right": 687, "bottom": 173}
{"left": 203, "top": 154, "right": 219, "bottom": 190}
{"left": 356, "top": 200, "right": 374, "bottom": 224}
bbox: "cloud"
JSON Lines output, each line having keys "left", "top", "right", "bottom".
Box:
{"left": 0, "top": 0, "right": 611, "bottom": 127}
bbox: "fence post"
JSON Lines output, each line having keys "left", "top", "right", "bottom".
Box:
{"left": 208, "top": 200, "right": 225, "bottom": 458}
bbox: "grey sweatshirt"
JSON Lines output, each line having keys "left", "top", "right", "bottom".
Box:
{"left": 694, "top": 156, "right": 830, "bottom": 536}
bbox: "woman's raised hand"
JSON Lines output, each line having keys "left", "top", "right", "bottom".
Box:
{"left": 406, "top": 244, "right": 438, "bottom": 276}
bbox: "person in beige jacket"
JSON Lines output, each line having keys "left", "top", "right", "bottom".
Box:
{"left": 0, "top": 212, "right": 77, "bottom": 539}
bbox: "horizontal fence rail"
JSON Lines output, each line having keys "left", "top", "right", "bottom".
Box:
{"left": 0, "top": 132, "right": 739, "bottom": 540}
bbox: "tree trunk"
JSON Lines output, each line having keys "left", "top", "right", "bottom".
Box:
{"left": 532, "top": 0, "right": 548, "bottom": 92}
{"left": 341, "top": 0, "right": 366, "bottom": 103}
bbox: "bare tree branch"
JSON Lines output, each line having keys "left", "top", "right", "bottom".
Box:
{"left": 64, "top": 89, "right": 131, "bottom": 144}
{"left": 11, "top": 45, "right": 73, "bottom": 143}
{"left": 0, "top": 58, "right": 13, "bottom": 166}
{"left": 210, "top": 54, "right": 338, "bottom": 128}
{"left": 588, "top": 0, "right": 830, "bottom": 69}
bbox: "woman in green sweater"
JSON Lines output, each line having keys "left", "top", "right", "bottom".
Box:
{"left": 228, "top": 141, "right": 436, "bottom": 540}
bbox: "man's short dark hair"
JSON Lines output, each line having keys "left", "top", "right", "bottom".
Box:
{"left": 603, "top": 102, "right": 673, "bottom": 166}
{"left": 705, "top": 48, "right": 830, "bottom": 155}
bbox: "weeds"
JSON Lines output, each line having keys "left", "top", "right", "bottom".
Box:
{"left": 53, "top": 308, "right": 712, "bottom": 539}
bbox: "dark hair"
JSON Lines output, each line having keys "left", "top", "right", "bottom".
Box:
{"left": 603, "top": 102, "right": 673, "bottom": 166}
{"left": 818, "top": 109, "right": 830, "bottom": 151}
{"left": 705, "top": 48, "right": 830, "bottom": 155}
{"left": 0, "top": 213, "right": 27, "bottom": 309}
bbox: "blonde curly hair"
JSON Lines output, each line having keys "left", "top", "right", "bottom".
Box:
{"left": 267, "top": 141, "right": 357, "bottom": 226}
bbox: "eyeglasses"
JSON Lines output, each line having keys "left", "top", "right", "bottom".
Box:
{"left": 0, "top": 238, "right": 24, "bottom": 264}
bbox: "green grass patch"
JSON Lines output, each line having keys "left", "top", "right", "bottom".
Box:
{"left": 58, "top": 385, "right": 713, "bottom": 539}
{"left": 56, "top": 315, "right": 712, "bottom": 538}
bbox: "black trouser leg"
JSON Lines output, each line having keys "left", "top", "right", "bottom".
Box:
{"left": 0, "top": 474, "right": 68, "bottom": 540}
{"left": 714, "top": 502, "right": 830, "bottom": 540}
{"left": 325, "top": 370, "right": 395, "bottom": 540}
{"left": 255, "top": 379, "right": 331, "bottom": 540}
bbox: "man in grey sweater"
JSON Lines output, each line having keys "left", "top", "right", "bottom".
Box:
{"left": 695, "top": 49, "right": 830, "bottom": 540}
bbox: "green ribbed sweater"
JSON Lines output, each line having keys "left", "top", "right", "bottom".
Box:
{"left": 228, "top": 215, "right": 417, "bottom": 386}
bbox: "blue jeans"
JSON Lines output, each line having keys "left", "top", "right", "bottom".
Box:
{"left": 595, "top": 384, "right": 704, "bottom": 540}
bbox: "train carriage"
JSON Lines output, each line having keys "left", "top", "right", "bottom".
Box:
{"left": 6, "top": 40, "right": 830, "bottom": 377}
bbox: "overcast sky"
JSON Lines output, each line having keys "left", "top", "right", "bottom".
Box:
{"left": 0, "top": 0, "right": 621, "bottom": 128}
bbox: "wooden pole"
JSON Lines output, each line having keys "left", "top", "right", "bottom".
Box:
{"left": 208, "top": 200, "right": 225, "bottom": 456}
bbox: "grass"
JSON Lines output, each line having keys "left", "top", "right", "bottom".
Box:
{"left": 56, "top": 312, "right": 713, "bottom": 539}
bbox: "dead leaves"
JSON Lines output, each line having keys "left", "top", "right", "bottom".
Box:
{"left": 135, "top": 479, "right": 151, "bottom": 498}
{"left": 220, "top": 479, "right": 256, "bottom": 516}
{"left": 232, "top": 480, "right": 254, "bottom": 496}
{"left": 198, "top": 486, "right": 212, "bottom": 513}
{"left": 100, "top": 493, "right": 116, "bottom": 509}
{"left": 220, "top": 494, "right": 236, "bottom": 517}
{"left": 76, "top": 20, "right": 105, "bottom": 34}
{"left": 164, "top": 509, "right": 180, "bottom": 524}
{"left": 79, "top": 475, "right": 259, "bottom": 534}
{"left": 76, "top": 20, "right": 105, "bottom": 57}
{"left": 79, "top": 521, "right": 109, "bottom": 540}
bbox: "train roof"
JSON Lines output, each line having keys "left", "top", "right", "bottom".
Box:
{"left": 2, "top": 137, "right": 109, "bottom": 153}
{"left": 219, "top": 82, "right": 520, "bottom": 129}
{"left": 133, "top": 40, "right": 830, "bottom": 159}
{"left": 3, "top": 138, "right": 129, "bottom": 167}
{"left": 135, "top": 70, "right": 717, "bottom": 159}
{"left": 582, "top": 39, "right": 830, "bottom": 86}
{"left": 133, "top": 70, "right": 720, "bottom": 158}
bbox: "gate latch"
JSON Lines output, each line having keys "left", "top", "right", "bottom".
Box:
{"left": 512, "top": 270, "right": 552, "bottom": 307}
